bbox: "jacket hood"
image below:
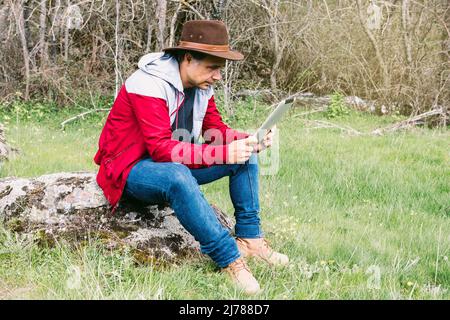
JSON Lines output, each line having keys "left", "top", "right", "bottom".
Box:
{"left": 137, "top": 52, "right": 184, "bottom": 93}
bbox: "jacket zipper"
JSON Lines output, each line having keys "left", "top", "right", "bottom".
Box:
{"left": 104, "top": 142, "right": 135, "bottom": 165}
{"left": 170, "top": 92, "right": 185, "bottom": 121}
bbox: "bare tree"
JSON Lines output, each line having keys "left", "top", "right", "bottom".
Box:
{"left": 0, "top": 0, "right": 448, "bottom": 120}
{"left": 0, "top": 5, "right": 9, "bottom": 37}
{"left": 257, "top": 0, "right": 284, "bottom": 91}
{"left": 440, "top": 0, "right": 449, "bottom": 126}
{"left": 39, "top": 0, "right": 48, "bottom": 68}
{"left": 48, "top": 0, "right": 61, "bottom": 63}
{"left": 10, "top": 0, "right": 30, "bottom": 100}
{"left": 168, "top": 1, "right": 182, "bottom": 47}
{"left": 114, "top": 0, "right": 121, "bottom": 97}
{"left": 156, "top": 0, "right": 167, "bottom": 50}
{"left": 356, "top": 0, "right": 390, "bottom": 94}
{"left": 145, "top": 1, "right": 155, "bottom": 53}
{"left": 63, "top": 0, "right": 70, "bottom": 62}
{"left": 402, "top": 0, "right": 413, "bottom": 68}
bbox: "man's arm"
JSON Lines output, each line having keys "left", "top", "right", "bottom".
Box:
{"left": 201, "top": 96, "right": 249, "bottom": 145}
{"left": 129, "top": 93, "right": 228, "bottom": 168}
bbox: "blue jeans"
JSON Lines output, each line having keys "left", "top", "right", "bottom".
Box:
{"left": 123, "top": 154, "right": 262, "bottom": 268}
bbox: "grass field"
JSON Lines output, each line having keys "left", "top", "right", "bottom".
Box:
{"left": 0, "top": 98, "right": 449, "bottom": 299}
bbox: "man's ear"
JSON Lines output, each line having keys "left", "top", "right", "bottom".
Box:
{"left": 185, "top": 52, "right": 193, "bottom": 64}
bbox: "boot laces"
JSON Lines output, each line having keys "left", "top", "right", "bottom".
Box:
{"left": 261, "top": 239, "right": 274, "bottom": 255}
{"left": 230, "top": 258, "right": 250, "bottom": 274}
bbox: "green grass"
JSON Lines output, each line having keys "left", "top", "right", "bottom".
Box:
{"left": 0, "top": 99, "right": 449, "bottom": 299}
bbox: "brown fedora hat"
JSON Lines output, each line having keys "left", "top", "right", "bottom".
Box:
{"left": 163, "top": 20, "right": 244, "bottom": 61}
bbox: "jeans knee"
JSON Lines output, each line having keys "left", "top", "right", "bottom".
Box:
{"left": 168, "top": 163, "right": 198, "bottom": 194}
{"left": 233, "top": 155, "right": 258, "bottom": 175}
{"left": 247, "top": 153, "right": 259, "bottom": 166}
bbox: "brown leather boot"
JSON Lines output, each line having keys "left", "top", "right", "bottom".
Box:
{"left": 222, "top": 258, "right": 262, "bottom": 295}
{"left": 236, "top": 237, "right": 289, "bottom": 266}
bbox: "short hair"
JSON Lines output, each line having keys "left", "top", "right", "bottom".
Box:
{"left": 170, "top": 50, "right": 208, "bottom": 63}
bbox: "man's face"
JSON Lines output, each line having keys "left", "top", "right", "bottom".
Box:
{"left": 183, "top": 54, "right": 225, "bottom": 90}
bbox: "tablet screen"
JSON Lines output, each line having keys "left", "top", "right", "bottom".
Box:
{"left": 255, "top": 98, "right": 295, "bottom": 143}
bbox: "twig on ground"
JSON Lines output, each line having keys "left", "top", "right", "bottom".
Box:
{"left": 313, "top": 120, "right": 362, "bottom": 135}
{"left": 292, "top": 106, "right": 328, "bottom": 118}
{"left": 60, "top": 109, "right": 110, "bottom": 130}
{"left": 300, "top": 119, "right": 363, "bottom": 135}
{"left": 371, "top": 107, "right": 445, "bottom": 135}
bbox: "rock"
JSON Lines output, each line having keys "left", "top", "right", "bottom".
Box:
{"left": 0, "top": 123, "right": 19, "bottom": 162}
{"left": 0, "top": 172, "right": 235, "bottom": 263}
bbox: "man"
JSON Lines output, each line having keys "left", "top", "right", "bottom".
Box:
{"left": 94, "top": 20, "right": 288, "bottom": 295}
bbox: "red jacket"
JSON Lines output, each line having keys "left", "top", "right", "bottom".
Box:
{"left": 94, "top": 85, "right": 248, "bottom": 213}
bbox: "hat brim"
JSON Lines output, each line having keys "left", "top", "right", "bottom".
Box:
{"left": 163, "top": 46, "right": 244, "bottom": 61}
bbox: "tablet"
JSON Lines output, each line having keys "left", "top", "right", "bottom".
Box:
{"left": 254, "top": 97, "right": 295, "bottom": 143}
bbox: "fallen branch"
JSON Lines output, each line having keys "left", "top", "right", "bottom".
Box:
{"left": 266, "top": 92, "right": 376, "bottom": 113}
{"left": 300, "top": 119, "right": 363, "bottom": 136}
{"left": 371, "top": 107, "right": 445, "bottom": 135}
{"left": 60, "top": 108, "right": 110, "bottom": 130}
{"left": 292, "top": 106, "right": 328, "bottom": 118}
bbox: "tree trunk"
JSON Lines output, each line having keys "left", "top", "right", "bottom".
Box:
{"left": 23, "top": 0, "right": 31, "bottom": 52}
{"left": 439, "top": 0, "right": 449, "bottom": 126}
{"left": 0, "top": 6, "right": 9, "bottom": 39}
{"left": 114, "top": 0, "right": 121, "bottom": 98}
{"left": 168, "top": 2, "right": 181, "bottom": 47}
{"left": 39, "top": 0, "right": 48, "bottom": 68}
{"left": 11, "top": 0, "right": 30, "bottom": 100}
{"left": 356, "top": 0, "right": 390, "bottom": 96}
{"left": 156, "top": 0, "right": 167, "bottom": 50}
{"left": 63, "top": 0, "right": 70, "bottom": 62}
{"left": 269, "top": 0, "right": 281, "bottom": 91}
{"left": 49, "top": 0, "right": 61, "bottom": 63}
{"left": 401, "top": 0, "right": 413, "bottom": 69}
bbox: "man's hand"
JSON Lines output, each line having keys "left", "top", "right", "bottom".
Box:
{"left": 227, "top": 136, "right": 258, "bottom": 164}
{"left": 253, "top": 125, "right": 276, "bottom": 153}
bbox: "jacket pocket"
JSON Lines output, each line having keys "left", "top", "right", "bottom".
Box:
{"left": 104, "top": 142, "right": 136, "bottom": 180}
